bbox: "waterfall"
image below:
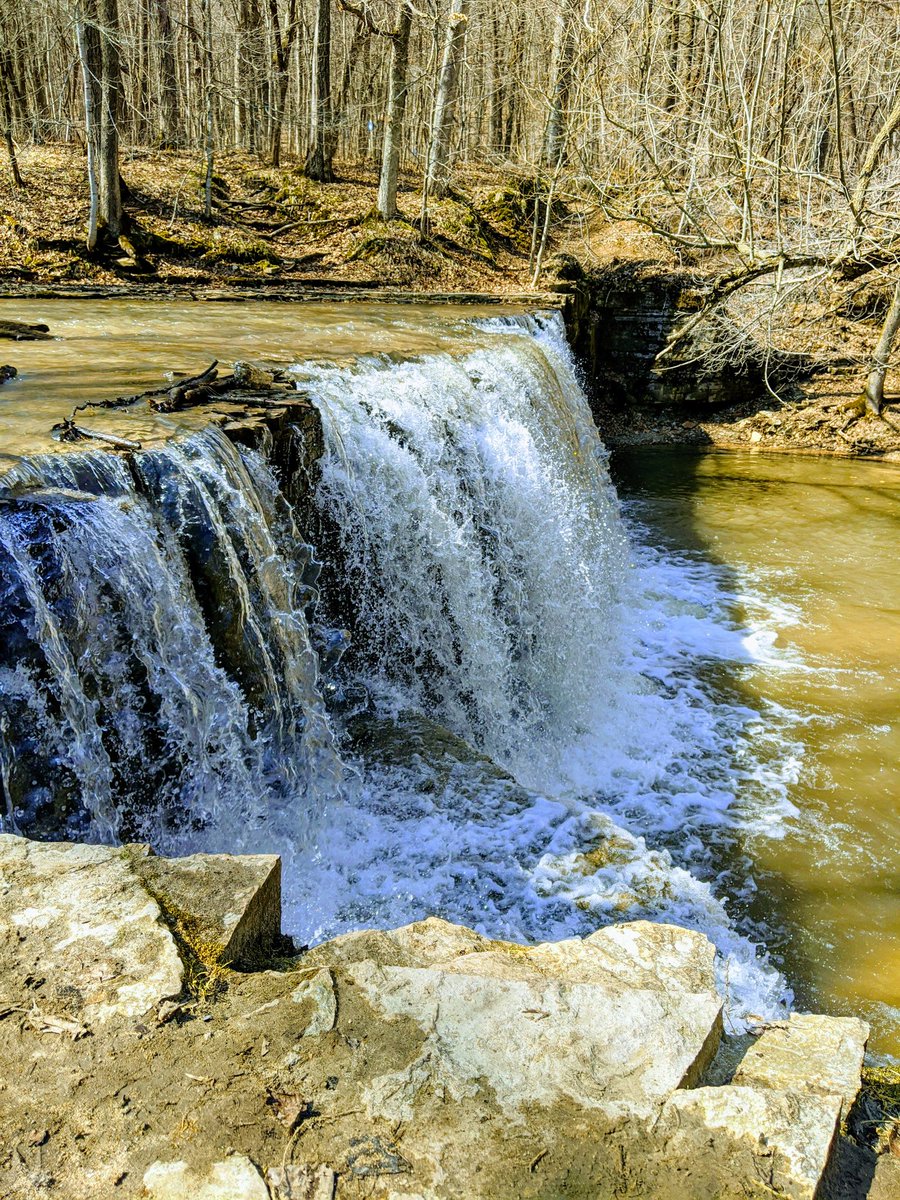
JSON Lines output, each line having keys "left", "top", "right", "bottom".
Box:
{"left": 303, "top": 312, "right": 789, "bottom": 1024}
{"left": 0, "top": 310, "right": 790, "bottom": 1028}
{"left": 0, "top": 427, "right": 342, "bottom": 851}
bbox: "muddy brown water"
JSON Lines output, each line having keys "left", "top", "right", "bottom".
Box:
{"left": 0, "top": 297, "right": 520, "bottom": 464}
{"left": 614, "top": 447, "right": 900, "bottom": 1059}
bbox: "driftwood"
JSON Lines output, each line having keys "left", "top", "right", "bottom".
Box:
{"left": 151, "top": 361, "right": 220, "bottom": 411}
{"left": 47, "top": 358, "right": 307, "bottom": 449}
{"left": 52, "top": 419, "right": 143, "bottom": 451}
{"left": 121, "top": 360, "right": 220, "bottom": 409}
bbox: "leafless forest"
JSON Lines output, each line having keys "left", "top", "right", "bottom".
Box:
{"left": 2, "top": 0, "right": 900, "bottom": 409}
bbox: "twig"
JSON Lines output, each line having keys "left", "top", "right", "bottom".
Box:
{"left": 53, "top": 421, "right": 142, "bottom": 451}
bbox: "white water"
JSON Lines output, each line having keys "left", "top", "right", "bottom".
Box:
{"left": 0, "top": 310, "right": 798, "bottom": 1031}
{"left": 300, "top": 312, "right": 791, "bottom": 1028}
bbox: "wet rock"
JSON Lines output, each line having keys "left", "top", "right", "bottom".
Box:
{"left": 127, "top": 844, "right": 282, "bottom": 968}
{"left": 0, "top": 319, "right": 50, "bottom": 340}
{"left": 234, "top": 360, "right": 276, "bottom": 388}
{"left": 733, "top": 1013, "right": 869, "bottom": 1116}
{"left": 143, "top": 1155, "right": 269, "bottom": 1199}
{"left": 0, "top": 834, "right": 183, "bottom": 1024}
{"left": 0, "top": 364, "right": 16, "bottom": 383}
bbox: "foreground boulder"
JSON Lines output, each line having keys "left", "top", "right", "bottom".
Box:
{"left": 0, "top": 837, "right": 872, "bottom": 1199}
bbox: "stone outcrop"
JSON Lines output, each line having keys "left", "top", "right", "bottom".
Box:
{"left": 561, "top": 263, "right": 808, "bottom": 416}
{"left": 128, "top": 844, "right": 283, "bottom": 969}
{"left": 0, "top": 835, "right": 281, "bottom": 1024}
{"left": 0, "top": 834, "right": 184, "bottom": 1025}
{"left": 0, "top": 839, "right": 874, "bottom": 1199}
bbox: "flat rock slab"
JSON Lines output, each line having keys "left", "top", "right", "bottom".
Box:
{"left": 143, "top": 1155, "right": 269, "bottom": 1200}
{"left": 658, "top": 1085, "right": 844, "bottom": 1200}
{"left": 340, "top": 919, "right": 723, "bottom": 1122}
{"left": 0, "top": 835, "right": 281, "bottom": 1025}
{"left": 733, "top": 1012, "right": 869, "bottom": 1115}
{"left": 127, "top": 844, "right": 282, "bottom": 968}
{"left": 0, "top": 834, "right": 183, "bottom": 1024}
{"left": 266, "top": 1164, "right": 336, "bottom": 1199}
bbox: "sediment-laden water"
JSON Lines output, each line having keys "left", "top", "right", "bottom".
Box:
{"left": 1, "top": 301, "right": 896, "bottom": 1054}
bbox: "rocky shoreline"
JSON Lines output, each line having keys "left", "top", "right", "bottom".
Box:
{"left": 1, "top": 834, "right": 896, "bottom": 1200}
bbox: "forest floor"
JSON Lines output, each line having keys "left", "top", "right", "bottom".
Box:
{"left": 1, "top": 145, "right": 899, "bottom": 461}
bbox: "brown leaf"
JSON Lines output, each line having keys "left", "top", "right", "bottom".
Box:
{"left": 266, "top": 1089, "right": 311, "bottom": 1131}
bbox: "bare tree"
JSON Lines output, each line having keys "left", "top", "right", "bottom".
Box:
{"left": 306, "top": 0, "right": 334, "bottom": 180}
{"left": 377, "top": 1, "right": 413, "bottom": 218}
{"left": 864, "top": 279, "right": 900, "bottom": 415}
{"left": 422, "top": 0, "right": 469, "bottom": 220}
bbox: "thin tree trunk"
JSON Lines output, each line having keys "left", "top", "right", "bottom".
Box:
{"left": 864, "top": 279, "right": 900, "bottom": 416}
{"left": 1, "top": 70, "right": 24, "bottom": 188}
{"left": 156, "top": 0, "right": 179, "bottom": 146}
{"left": 306, "top": 0, "right": 334, "bottom": 180}
{"left": 543, "top": 0, "right": 575, "bottom": 169}
{"left": 268, "top": 0, "right": 298, "bottom": 167}
{"left": 843, "top": 89, "right": 900, "bottom": 254}
{"left": 202, "top": 0, "right": 214, "bottom": 218}
{"left": 423, "top": 0, "right": 469, "bottom": 207}
{"left": 376, "top": 1, "right": 413, "bottom": 220}
{"left": 96, "top": 0, "right": 122, "bottom": 238}
{"left": 75, "top": 5, "right": 100, "bottom": 249}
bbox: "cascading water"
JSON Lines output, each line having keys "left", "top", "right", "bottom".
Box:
{"left": 0, "top": 310, "right": 792, "bottom": 1030}
{"left": 0, "top": 427, "right": 342, "bottom": 852}
{"left": 302, "top": 312, "right": 790, "bottom": 1023}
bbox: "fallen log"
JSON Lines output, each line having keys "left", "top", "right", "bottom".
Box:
{"left": 116, "top": 360, "right": 219, "bottom": 407}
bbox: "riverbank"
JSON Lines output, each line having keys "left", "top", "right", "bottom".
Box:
{"left": 3, "top": 147, "right": 900, "bottom": 462}
{"left": 2, "top": 833, "right": 896, "bottom": 1200}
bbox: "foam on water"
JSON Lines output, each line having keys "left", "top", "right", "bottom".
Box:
{"left": 302, "top": 311, "right": 795, "bottom": 1027}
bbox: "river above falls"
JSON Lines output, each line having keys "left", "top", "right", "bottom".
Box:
{"left": 0, "top": 297, "right": 523, "bottom": 463}
{"left": 614, "top": 447, "right": 900, "bottom": 1059}
{"left": 1, "top": 299, "right": 897, "bottom": 1060}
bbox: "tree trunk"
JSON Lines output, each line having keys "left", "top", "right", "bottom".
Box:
{"left": 96, "top": 0, "right": 123, "bottom": 239}
{"left": 864, "top": 278, "right": 900, "bottom": 416}
{"left": 75, "top": 3, "right": 101, "bottom": 249}
{"left": 1, "top": 68, "right": 24, "bottom": 187}
{"left": 543, "top": 0, "right": 575, "bottom": 169}
{"left": 376, "top": 1, "right": 413, "bottom": 220}
{"left": 268, "top": 0, "right": 298, "bottom": 168}
{"left": 306, "top": 0, "right": 334, "bottom": 181}
{"left": 202, "top": 0, "right": 214, "bottom": 218}
{"left": 236, "top": 0, "right": 266, "bottom": 153}
{"left": 155, "top": 0, "right": 180, "bottom": 146}
{"left": 423, "top": 0, "right": 469, "bottom": 203}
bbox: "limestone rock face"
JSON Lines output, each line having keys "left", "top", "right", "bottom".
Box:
{"left": 657, "top": 1085, "right": 843, "bottom": 1200}
{"left": 0, "top": 845, "right": 872, "bottom": 1200}
{"left": 127, "top": 844, "right": 282, "bottom": 968}
{"left": 340, "top": 919, "right": 723, "bottom": 1122}
{"left": 143, "top": 1155, "right": 269, "bottom": 1200}
{"left": 0, "top": 834, "right": 183, "bottom": 1024}
{"left": 0, "top": 835, "right": 281, "bottom": 1026}
{"left": 732, "top": 1012, "right": 869, "bottom": 1115}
